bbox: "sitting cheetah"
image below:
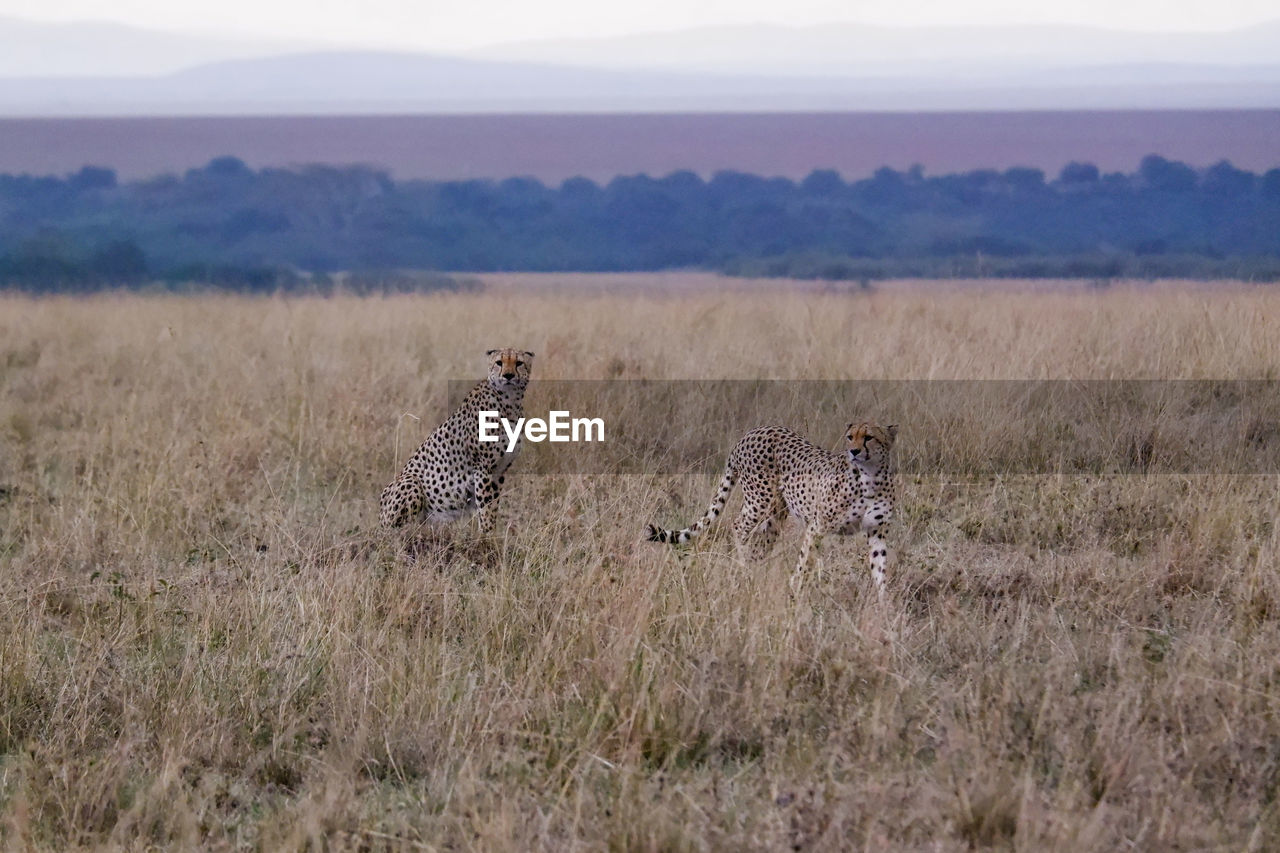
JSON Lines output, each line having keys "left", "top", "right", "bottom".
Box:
{"left": 646, "top": 422, "right": 899, "bottom": 594}
{"left": 379, "top": 348, "right": 534, "bottom": 533}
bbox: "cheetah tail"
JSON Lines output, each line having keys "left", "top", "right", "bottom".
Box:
{"left": 645, "top": 464, "right": 737, "bottom": 546}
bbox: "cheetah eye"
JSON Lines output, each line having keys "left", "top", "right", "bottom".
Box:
{"left": 515, "top": 361, "right": 524, "bottom": 368}
{"left": 494, "top": 360, "right": 503, "bottom": 366}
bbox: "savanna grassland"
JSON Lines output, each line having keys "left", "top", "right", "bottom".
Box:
{"left": 2, "top": 281, "right": 1280, "bottom": 850}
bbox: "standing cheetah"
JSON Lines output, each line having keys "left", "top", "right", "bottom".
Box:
{"left": 646, "top": 422, "right": 899, "bottom": 594}
{"left": 379, "top": 348, "right": 534, "bottom": 533}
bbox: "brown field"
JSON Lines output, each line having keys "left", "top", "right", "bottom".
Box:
{"left": 1, "top": 111, "right": 1278, "bottom": 182}
{"left": 2, "top": 280, "right": 1280, "bottom": 850}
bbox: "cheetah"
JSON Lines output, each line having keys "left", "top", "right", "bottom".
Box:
{"left": 379, "top": 348, "right": 534, "bottom": 533}
{"left": 646, "top": 422, "right": 899, "bottom": 595}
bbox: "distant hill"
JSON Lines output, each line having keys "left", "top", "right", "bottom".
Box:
{"left": 0, "top": 49, "right": 1278, "bottom": 115}
{"left": 5, "top": 15, "right": 1278, "bottom": 84}
{"left": 0, "top": 14, "right": 316, "bottom": 78}
{"left": 470, "top": 20, "right": 1280, "bottom": 77}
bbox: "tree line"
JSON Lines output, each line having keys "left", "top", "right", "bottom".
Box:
{"left": 1, "top": 154, "right": 1279, "bottom": 291}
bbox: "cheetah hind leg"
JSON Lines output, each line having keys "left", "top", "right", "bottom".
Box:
{"left": 730, "top": 497, "right": 775, "bottom": 563}
{"left": 746, "top": 507, "right": 787, "bottom": 561}
{"left": 379, "top": 476, "right": 426, "bottom": 530}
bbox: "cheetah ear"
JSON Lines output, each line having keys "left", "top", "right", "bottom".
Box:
{"left": 485, "top": 349, "right": 499, "bottom": 357}
{"left": 522, "top": 351, "right": 535, "bottom": 359}
{"left": 885, "top": 424, "right": 899, "bottom": 441}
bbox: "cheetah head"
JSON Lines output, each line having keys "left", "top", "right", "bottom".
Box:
{"left": 846, "top": 422, "right": 898, "bottom": 471}
{"left": 486, "top": 348, "right": 534, "bottom": 389}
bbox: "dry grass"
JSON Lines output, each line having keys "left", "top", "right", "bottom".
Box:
{"left": 2, "top": 280, "right": 1280, "bottom": 850}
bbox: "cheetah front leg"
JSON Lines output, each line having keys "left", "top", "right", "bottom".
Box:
{"left": 790, "top": 524, "right": 822, "bottom": 596}
{"left": 866, "top": 526, "right": 889, "bottom": 597}
{"left": 473, "top": 470, "right": 502, "bottom": 535}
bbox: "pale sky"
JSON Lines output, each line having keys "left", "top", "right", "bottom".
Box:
{"left": 2, "top": 0, "right": 1277, "bottom": 51}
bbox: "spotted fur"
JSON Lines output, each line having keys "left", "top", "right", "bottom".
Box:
{"left": 379, "top": 348, "right": 534, "bottom": 532}
{"left": 647, "top": 422, "right": 899, "bottom": 594}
